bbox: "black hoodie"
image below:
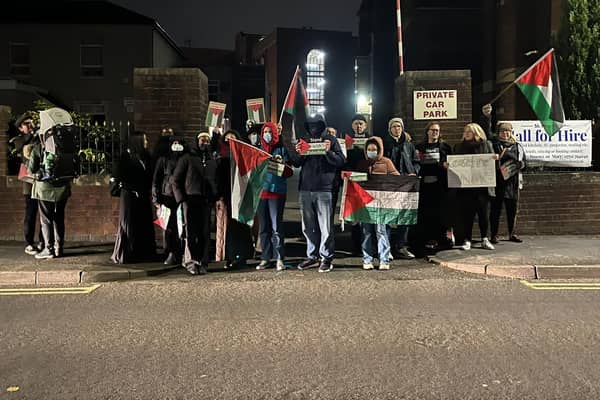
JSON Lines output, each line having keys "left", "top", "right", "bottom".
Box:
{"left": 152, "top": 136, "right": 187, "bottom": 204}
{"left": 291, "top": 114, "right": 345, "bottom": 192}
{"left": 171, "top": 138, "right": 218, "bottom": 204}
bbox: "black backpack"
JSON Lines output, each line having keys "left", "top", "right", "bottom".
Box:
{"left": 40, "top": 125, "right": 77, "bottom": 182}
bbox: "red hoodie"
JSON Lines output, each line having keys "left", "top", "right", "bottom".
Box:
{"left": 260, "top": 122, "right": 280, "bottom": 154}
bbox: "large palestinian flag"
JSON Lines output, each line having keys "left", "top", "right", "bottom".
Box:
{"left": 515, "top": 48, "right": 565, "bottom": 136}
{"left": 229, "top": 139, "right": 272, "bottom": 226}
{"left": 340, "top": 174, "right": 419, "bottom": 225}
{"left": 282, "top": 66, "right": 311, "bottom": 118}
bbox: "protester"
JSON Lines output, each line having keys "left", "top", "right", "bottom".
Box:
{"left": 152, "top": 136, "right": 187, "bottom": 265}
{"left": 172, "top": 132, "right": 218, "bottom": 275}
{"left": 453, "top": 123, "right": 496, "bottom": 251}
{"left": 255, "top": 123, "right": 292, "bottom": 272}
{"left": 383, "top": 117, "right": 420, "bottom": 259}
{"left": 355, "top": 137, "right": 400, "bottom": 270}
{"left": 490, "top": 121, "right": 527, "bottom": 244}
{"left": 11, "top": 113, "right": 44, "bottom": 255}
{"left": 246, "top": 120, "right": 261, "bottom": 148}
{"left": 152, "top": 127, "right": 174, "bottom": 164}
{"left": 292, "top": 114, "right": 345, "bottom": 272}
{"left": 415, "top": 122, "right": 454, "bottom": 252}
{"left": 111, "top": 132, "right": 156, "bottom": 264}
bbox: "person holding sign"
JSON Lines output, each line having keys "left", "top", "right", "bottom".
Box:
{"left": 489, "top": 122, "right": 526, "bottom": 244}
{"left": 255, "top": 123, "right": 293, "bottom": 272}
{"left": 453, "top": 123, "right": 496, "bottom": 251}
{"left": 383, "top": 117, "right": 420, "bottom": 259}
{"left": 292, "top": 114, "right": 346, "bottom": 273}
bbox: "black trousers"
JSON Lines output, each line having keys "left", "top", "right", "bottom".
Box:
{"left": 39, "top": 199, "right": 67, "bottom": 251}
{"left": 458, "top": 190, "right": 489, "bottom": 242}
{"left": 24, "top": 195, "right": 43, "bottom": 247}
{"left": 183, "top": 197, "right": 212, "bottom": 267}
{"left": 490, "top": 196, "right": 518, "bottom": 237}
{"left": 162, "top": 196, "right": 182, "bottom": 258}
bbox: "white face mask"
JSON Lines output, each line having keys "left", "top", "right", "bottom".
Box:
{"left": 171, "top": 143, "right": 184, "bottom": 152}
{"left": 367, "top": 150, "right": 378, "bottom": 160}
{"left": 249, "top": 134, "right": 258, "bottom": 145}
{"left": 263, "top": 132, "right": 273, "bottom": 143}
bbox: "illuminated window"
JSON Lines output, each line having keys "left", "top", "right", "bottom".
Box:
{"left": 306, "top": 49, "right": 325, "bottom": 115}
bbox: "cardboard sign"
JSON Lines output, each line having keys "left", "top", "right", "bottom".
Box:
{"left": 500, "top": 160, "right": 519, "bottom": 181}
{"left": 297, "top": 139, "right": 328, "bottom": 155}
{"left": 246, "top": 98, "right": 266, "bottom": 124}
{"left": 153, "top": 204, "right": 171, "bottom": 231}
{"left": 337, "top": 138, "right": 347, "bottom": 158}
{"left": 206, "top": 101, "right": 227, "bottom": 128}
{"left": 347, "top": 172, "right": 368, "bottom": 182}
{"left": 267, "top": 160, "right": 286, "bottom": 177}
{"left": 447, "top": 154, "right": 496, "bottom": 188}
{"left": 344, "top": 135, "right": 369, "bottom": 149}
{"left": 413, "top": 90, "right": 457, "bottom": 120}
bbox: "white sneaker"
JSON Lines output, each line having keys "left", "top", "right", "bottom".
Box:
{"left": 276, "top": 260, "right": 285, "bottom": 272}
{"left": 24, "top": 245, "right": 40, "bottom": 255}
{"left": 398, "top": 247, "right": 415, "bottom": 260}
{"left": 461, "top": 241, "right": 471, "bottom": 251}
{"left": 481, "top": 237, "right": 495, "bottom": 250}
{"left": 256, "top": 260, "right": 270, "bottom": 270}
{"left": 379, "top": 263, "right": 390, "bottom": 270}
{"left": 363, "top": 262, "right": 374, "bottom": 270}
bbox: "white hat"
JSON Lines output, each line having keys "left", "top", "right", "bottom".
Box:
{"left": 388, "top": 117, "right": 404, "bottom": 132}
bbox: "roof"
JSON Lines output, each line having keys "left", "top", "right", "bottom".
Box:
{"left": 3, "top": 1, "right": 184, "bottom": 57}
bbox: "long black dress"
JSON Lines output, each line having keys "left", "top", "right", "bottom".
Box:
{"left": 111, "top": 150, "right": 156, "bottom": 264}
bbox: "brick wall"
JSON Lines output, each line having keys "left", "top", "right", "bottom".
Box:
{"left": 394, "top": 70, "right": 472, "bottom": 145}
{"left": 134, "top": 68, "right": 208, "bottom": 147}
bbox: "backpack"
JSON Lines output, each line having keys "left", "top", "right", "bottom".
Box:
{"left": 40, "top": 125, "right": 77, "bottom": 182}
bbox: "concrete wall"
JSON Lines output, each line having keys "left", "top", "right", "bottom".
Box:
{"left": 394, "top": 70, "right": 472, "bottom": 144}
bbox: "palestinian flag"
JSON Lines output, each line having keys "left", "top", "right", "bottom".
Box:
{"left": 515, "top": 48, "right": 565, "bottom": 136}
{"left": 246, "top": 98, "right": 266, "bottom": 123}
{"left": 340, "top": 174, "right": 419, "bottom": 225}
{"left": 206, "top": 101, "right": 226, "bottom": 128}
{"left": 229, "top": 138, "right": 272, "bottom": 226}
{"left": 282, "top": 66, "right": 311, "bottom": 118}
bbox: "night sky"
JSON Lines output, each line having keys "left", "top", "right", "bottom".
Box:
{"left": 110, "top": 0, "right": 362, "bottom": 49}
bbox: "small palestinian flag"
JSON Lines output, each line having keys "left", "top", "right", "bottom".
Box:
{"left": 340, "top": 174, "right": 419, "bottom": 225}
{"left": 246, "top": 98, "right": 266, "bottom": 123}
{"left": 206, "top": 101, "right": 227, "bottom": 128}
{"left": 282, "top": 66, "right": 311, "bottom": 118}
{"left": 515, "top": 48, "right": 565, "bottom": 136}
{"left": 229, "top": 138, "right": 272, "bottom": 226}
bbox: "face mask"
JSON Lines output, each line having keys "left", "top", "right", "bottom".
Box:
{"left": 198, "top": 143, "right": 209, "bottom": 151}
{"left": 367, "top": 150, "right": 378, "bottom": 160}
{"left": 171, "top": 143, "right": 184, "bottom": 152}
{"left": 249, "top": 134, "right": 258, "bottom": 145}
{"left": 263, "top": 132, "right": 273, "bottom": 143}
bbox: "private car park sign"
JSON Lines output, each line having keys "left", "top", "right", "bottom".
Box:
{"left": 413, "top": 90, "right": 457, "bottom": 120}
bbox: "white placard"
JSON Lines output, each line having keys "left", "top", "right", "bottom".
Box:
{"left": 508, "top": 120, "right": 592, "bottom": 167}
{"left": 413, "top": 90, "right": 457, "bottom": 120}
{"left": 447, "top": 154, "right": 496, "bottom": 188}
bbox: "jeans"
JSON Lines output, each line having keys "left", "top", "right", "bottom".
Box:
{"left": 257, "top": 197, "right": 286, "bottom": 261}
{"left": 361, "top": 223, "right": 391, "bottom": 263}
{"left": 299, "top": 191, "right": 334, "bottom": 260}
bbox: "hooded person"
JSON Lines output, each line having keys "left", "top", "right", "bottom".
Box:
{"left": 111, "top": 131, "right": 157, "bottom": 264}
{"left": 245, "top": 119, "right": 261, "bottom": 148}
{"left": 255, "top": 122, "right": 293, "bottom": 272}
{"left": 382, "top": 117, "right": 420, "bottom": 260}
{"left": 152, "top": 135, "right": 188, "bottom": 265}
{"left": 172, "top": 132, "right": 218, "bottom": 275}
{"left": 291, "top": 114, "right": 345, "bottom": 273}
{"left": 355, "top": 136, "right": 400, "bottom": 270}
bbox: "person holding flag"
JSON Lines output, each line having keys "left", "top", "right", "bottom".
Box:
{"left": 255, "top": 123, "right": 293, "bottom": 272}
{"left": 292, "top": 114, "right": 345, "bottom": 273}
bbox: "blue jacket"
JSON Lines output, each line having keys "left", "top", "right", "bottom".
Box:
{"left": 263, "top": 145, "right": 289, "bottom": 194}
{"left": 291, "top": 115, "right": 346, "bottom": 192}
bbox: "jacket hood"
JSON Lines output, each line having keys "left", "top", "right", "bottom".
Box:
{"left": 304, "top": 114, "right": 327, "bottom": 138}
{"left": 260, "top": 122, "right": 280, "bottom": 151}
{"left": 364, "top": 136, "right": 384, "bottom": 161}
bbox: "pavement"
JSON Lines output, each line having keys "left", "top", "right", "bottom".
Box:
{"left": 1, "top": 234, "right": 599, "bottom": 285}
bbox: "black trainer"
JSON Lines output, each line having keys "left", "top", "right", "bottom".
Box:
{"left": 318, "top": 259, "right": 333, "bottom": 273}
{"left": 297, "top": 258, "right": 319, "bottom": 270}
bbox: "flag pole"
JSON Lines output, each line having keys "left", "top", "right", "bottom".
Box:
{"left": 278, "top": 65, "right": 300, "bottom": 125}
{"left": 487, "top": 48, "right": 554, "bottom": 105}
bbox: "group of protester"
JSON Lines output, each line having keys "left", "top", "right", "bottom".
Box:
{"left": 12, "top": 103, "right": 526, "bottom": 274}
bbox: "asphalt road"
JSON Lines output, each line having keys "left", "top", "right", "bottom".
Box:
{"left": 2, "top": 266, "right": 600, "bottom": 400}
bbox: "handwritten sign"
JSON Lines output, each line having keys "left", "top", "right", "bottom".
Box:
{"left": 447, "top": 154, "right": 496, "bottom": 188}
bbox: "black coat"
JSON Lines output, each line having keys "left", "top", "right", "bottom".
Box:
{"left": 172, "top": 148, "right": 218, "bottom": 204}
{"left": 383, "top": 134, "right": 420, "bottom": 175}
{"left": 416, "top": 141, "right": 452, "bottom": 186}
{"left": 492, "top": 139, "right": 526, "bottom": 199}
{"left": 152, "top": 155, "right": 179, "bottom": 204}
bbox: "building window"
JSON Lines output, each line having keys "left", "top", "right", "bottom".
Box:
{"left": 9, "top": 43, "right": 30, "bottom": 76}
{"left": 81, "top": 44, "right": 104, "bottom": 77}
{"left": 75, "top": 101, "right": 106, "bottom": 124}
{"left": 306, "top": 49, "right": 326, "bottom": 115}
{"left": 208, "top": 80, "right": 220, "bottom": 102}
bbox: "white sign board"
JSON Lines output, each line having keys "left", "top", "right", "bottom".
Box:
{"left": 413, "top": 90, "right": 457, "bottom": 120}
{"left": 509, "top": 120, "right": 592, "bottom": 167}
{"left": 447, "top": 154, "right": 496, "bottom": 188}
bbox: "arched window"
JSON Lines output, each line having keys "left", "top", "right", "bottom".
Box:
{"left": 306, "top": 49, "right": 326, "bottom": 115}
